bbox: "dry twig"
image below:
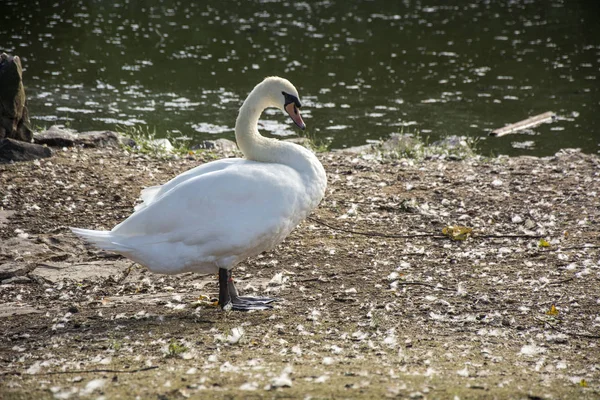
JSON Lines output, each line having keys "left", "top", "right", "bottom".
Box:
{"left": 0, "top": 365, "right": 159, "bottom": 377}
{"left": 534, "top": 317, "right": 600, "bottom": 340}
{"left": 308, "top": 217, "right": 543, "bottom": 240}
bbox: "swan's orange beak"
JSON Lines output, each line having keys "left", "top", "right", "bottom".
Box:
{"left": 285, "top": 102, "right": 306, "bottom": 130}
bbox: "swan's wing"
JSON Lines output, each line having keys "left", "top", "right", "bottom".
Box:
{"left": 134, "top": 185, "right": 162, "bottom": 211}
{"left": 134, "top": 158, "right": 243, "bottom": 212}
{"left": 112, "top": 162, "right": 308, "bottom": 264}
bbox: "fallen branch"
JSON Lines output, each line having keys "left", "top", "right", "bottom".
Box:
{"left": 298, "top": 277, "right": 322, "bottom": 283}
{"left": 0, "top": 365, "right": 159, "bottom": 377}
{"left": 308, "top": 217, "right": 543, "bottom": 240}
{"left": 308, "top": 217, "right": 442, "bottom": 239}
{"left": 534, "top": 317, "right": 600, "bottom": 339}
{"left": 553, "top": 244, "right": 600, "bottom": 251}
{"left": 394, "top": 281, "right": 455, "bottom": 292}
{"left": 116, "top": 262, "right": 135, "bottom": 284}
{"left": 474, "top": 233, "right": 543, "bottom": 239}
{"left": 548, "top": 277, "right": 574, "bottom": 286}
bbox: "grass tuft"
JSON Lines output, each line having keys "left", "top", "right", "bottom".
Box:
{"left": 167, "top": 341, "right": 187, "bottom": 358}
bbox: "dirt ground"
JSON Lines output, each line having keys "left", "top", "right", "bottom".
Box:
{"left": 0, "top": 144, "right": 599, "bottom": 399}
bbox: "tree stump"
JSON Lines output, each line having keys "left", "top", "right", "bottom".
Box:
{"left": 0, "top": 53, "right": 33, "bottom": 142}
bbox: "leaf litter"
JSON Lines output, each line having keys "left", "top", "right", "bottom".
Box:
{"left": 0, "top": 145, "right": 599, "bottom": 398}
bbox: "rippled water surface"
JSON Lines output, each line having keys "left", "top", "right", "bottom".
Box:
{"left": 2, "top": 0, "right": 599, "bottom": 156}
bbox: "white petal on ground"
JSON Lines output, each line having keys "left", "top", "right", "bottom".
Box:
{"left": 80, "top": 379, "right": 106, "bottom": 396}
{"left": 271, "top": 366, "right": 293, "bottom": 388}
{"left": 520, "top": 344, "right": 546, "bottom": 356}
{"left": 240, "top": 382, "right": 259, "bottom": 391}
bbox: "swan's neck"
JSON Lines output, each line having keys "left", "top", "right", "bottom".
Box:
{"left": 235, "top": 88, "right": 310, "bottom": 169}
{"left": 234, "top": 84, "right": 327, "bottom": 206}
{"left": 235, "top": 89, "right": 270, "bottom": 161}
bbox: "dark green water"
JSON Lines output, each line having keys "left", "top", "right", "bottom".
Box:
{"left": 1, "top": 0, "right": 599, "bottom": 156}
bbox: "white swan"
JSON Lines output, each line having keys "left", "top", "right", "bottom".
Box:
{"left": 71, "top": 77, "right": 327, "bottom": 311}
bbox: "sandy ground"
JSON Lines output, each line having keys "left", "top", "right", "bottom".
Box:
{"left": 0, "top": 145, "right": 599, "bottom": 399}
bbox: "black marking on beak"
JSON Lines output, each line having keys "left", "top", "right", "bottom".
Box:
{"left": 282, "top": 91, "right": 302, "bottom": 108}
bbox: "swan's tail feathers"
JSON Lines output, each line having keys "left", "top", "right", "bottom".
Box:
{"left": 70, "top": 228, "right": 132, "bottom": 253}
{"left": 134, "top": 185, "right": 163, "bottom": 211}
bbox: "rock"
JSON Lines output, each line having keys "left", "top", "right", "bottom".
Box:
{"left": 34, "top": 125, "right": 78, "bottom": 147}
{"left": 0, "top": 302, "right": 43, "bottom": 318}
{"left": 0, "top": 53, "right": 33, "bottom": 142}
{"left": 0, "top": 237, "right": 52, "bottom": 261}
{"left": 29, "top": 261, "right": 126, "bottom": 283}
{"left": 2, "top": 275, "right": 31, "bottom": 284}
{"left": 34, "top": 126, "right": 125, "bottom": 148}
{"left": 333, "top": 144, "right": 376, "bottom": 154}
{"left": 193, "top": 138, "right": 238, "bottom": 153}
{"left": 0, "top": 210, "right": 15, "bottom": 228}
{"left": 76, "top": 130, "right": 120, "bottom": 148}
{"left": 0, "top": 138, "right": 52, "bottom": 162}
{"left": 0, "top": 262, "right": 35, "bottom": 280}
{"left": 119, "top": 135, "right": 136, "bottom": 148}
{"left": 431, "top": 135, "right": 467, "bottom": 149}
{"left": 381, "top": 133, "right": 419, "bottom": 153}
{"left": 148, "top": 138, "right": 173, "bottom": 153}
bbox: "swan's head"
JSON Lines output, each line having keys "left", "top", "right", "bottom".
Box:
{"left": 260, "top": 76, "right": 306, "bottom": 130}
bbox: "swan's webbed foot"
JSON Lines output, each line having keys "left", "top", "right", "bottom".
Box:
{"left": 229, "top": 285, "right": 277, "bottom": 311}
{"left": 218, "top": 268, "right": 278, "bottom": 311}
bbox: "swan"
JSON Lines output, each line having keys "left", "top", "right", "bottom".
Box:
{"left": 71, "top": 76, "right": 327, "bottom": 311}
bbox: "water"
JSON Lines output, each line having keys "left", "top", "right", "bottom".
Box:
{"left": 1, "top": 0, "right": 599, "bottom": 157}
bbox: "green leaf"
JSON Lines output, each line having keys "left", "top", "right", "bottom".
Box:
{"left": 546, "top": 304, "right": 559, "bottom": 316}
{"left": 442, "top": 225, "right": 473, "bottom": 241}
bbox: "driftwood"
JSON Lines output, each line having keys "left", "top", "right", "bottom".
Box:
{"left": 490, "top": 111, "right": 556, "bottom": 137}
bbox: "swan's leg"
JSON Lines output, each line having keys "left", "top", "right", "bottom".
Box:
{"left": 218, "top": 268, "right": 233, "bottom": 311}
{"left": 218, "top": 268, "right": 275, "bottom": 311}
{"left": 218, "top": 268, "right": 279, "bottom": 311}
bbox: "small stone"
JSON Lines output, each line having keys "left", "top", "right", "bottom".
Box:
{"left": 0, "top": 262, "right": 35, "bottom": 280}
{"left": 148, "top": 138, "right": 173, "bottom": 152}
{"left": 1, "top": 275, "right": 31, "bottom": 284}
{"left": 0, "top": 210, "right": 15, "bottom": 228}
{"left": 193, "top": 138, "right": 238, "bottom": 153}
{"left": 334, "top": 143, "right": 375, "bottom": 155}
{"left": 29, "top": 261, "right": 126, "bottom": 283}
